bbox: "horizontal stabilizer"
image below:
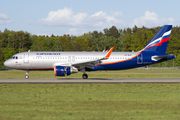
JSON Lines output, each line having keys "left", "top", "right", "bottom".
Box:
{"left": 151, "top": 54, "right": 175, "bottom": 61}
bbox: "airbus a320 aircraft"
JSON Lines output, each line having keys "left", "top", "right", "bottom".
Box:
{"left": 4, "top": 25, "right": 175, "bottom": 79}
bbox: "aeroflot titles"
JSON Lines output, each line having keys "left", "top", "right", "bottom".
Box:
{"left": 36, "top": 53, "right": 61, "bottom": 55}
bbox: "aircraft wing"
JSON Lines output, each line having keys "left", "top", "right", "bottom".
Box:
{"left": 72, "top": 47, "right": 114, "bottom": 69}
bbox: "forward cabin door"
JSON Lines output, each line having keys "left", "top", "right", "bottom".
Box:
{"left": 24, "top": 53, "right": 29, "bottom": 63}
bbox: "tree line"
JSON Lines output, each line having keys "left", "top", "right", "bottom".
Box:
{"left": 1, "top": 25, "right": 180, "bottom": 67}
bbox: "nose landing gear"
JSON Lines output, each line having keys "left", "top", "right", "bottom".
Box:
{"left": 25, "top": 70, "right": 29, "bottom": 79}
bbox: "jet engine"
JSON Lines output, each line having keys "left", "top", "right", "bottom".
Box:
{"left": 54, "top": 66, "right": 78, "bottom": 76}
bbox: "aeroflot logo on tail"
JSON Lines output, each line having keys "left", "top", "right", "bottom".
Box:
{"left": 36, "top": 53, "right": 61, "bottom": 55}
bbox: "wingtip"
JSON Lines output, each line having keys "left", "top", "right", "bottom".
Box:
{"left": 105, "top": 47, "right": 114, "bottom": 58}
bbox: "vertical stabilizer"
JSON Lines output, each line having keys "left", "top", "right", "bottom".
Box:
{"left": 141, "top": 25, "right": 172, "bottom": 54}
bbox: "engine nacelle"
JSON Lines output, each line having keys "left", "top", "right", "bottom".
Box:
{"left": 54, "top": 66, "right": 78, "bottom": 76}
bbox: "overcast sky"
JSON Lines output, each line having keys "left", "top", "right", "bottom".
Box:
{"left": 0, "top": 0, "right": 179, "bottom": 36}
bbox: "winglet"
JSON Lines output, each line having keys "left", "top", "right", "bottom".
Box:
{"left": 105, "top": 47, "right": 114, "bottom": 58}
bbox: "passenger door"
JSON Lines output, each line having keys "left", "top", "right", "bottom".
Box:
{"left": 24, "top": 53, "right": 29, "bottom": 63}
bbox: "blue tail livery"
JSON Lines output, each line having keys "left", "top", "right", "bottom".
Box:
{"left": 4, "top": 25, "right": 175, "bottom": 79}
{"left": 141, "top": 25, "right": 172, "bottom": 54}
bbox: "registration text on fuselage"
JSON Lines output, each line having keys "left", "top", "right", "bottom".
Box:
{"left": 36, "top": 53, "right": 61, "bottom": 55}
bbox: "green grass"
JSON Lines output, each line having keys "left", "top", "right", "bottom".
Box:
{"left": 0, "top": 84, "right": 180, "bottom": 120}
{"left": 0, "top": 69, "right": 180, "bottom": 79}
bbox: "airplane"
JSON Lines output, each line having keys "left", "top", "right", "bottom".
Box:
{"left": 4, "top": 25, "right": 175, "bottom": 79}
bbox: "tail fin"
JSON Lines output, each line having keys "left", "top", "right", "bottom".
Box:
{"left": 141, "top": 25, "right": 172, "bottom": 54}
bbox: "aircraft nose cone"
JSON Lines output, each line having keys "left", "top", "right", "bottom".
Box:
{"left": 4, "top": 60, "right": 10, "bottom": 68}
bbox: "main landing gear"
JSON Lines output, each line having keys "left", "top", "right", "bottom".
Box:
{"left": 25, "top": 70, "right": 29, "bottom": 79}
{"left": 81, "top": 69, "right": 88, "bottom": 79}
{"left": 82, "top": 74, "right": 88, "bottom": 79}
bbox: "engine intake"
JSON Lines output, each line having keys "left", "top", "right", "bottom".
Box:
{"left": 54, "top": 66, "right": 78, "bottom": 76}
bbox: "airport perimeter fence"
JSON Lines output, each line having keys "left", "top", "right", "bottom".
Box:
{"left": 136, "top": 67, "right": 179, "bottom": 70}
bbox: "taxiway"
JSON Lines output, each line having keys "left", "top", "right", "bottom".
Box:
{"left": 0, "top": 78, "right": 179, "bottom": 84}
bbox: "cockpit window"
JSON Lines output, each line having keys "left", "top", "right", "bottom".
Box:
{"left": 11, "top": 56, "right": 18, "bottom": 59}
{"left": 11, "top": 56, "right": 15, "bottom": 59}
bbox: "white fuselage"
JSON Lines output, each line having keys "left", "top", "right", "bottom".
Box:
{"left": 4, "top": 51, "right": 138, "bottom": 70}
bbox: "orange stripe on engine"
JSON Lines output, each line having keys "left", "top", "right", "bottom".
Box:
{"left": 55, "top": 66, "right": 57, "bottom": 76}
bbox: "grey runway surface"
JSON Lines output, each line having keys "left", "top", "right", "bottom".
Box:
{"left": 0, "top": 78, "right": 180, "bottom": 84}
